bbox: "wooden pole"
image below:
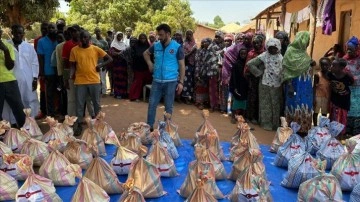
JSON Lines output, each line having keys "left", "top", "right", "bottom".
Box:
{"left": 309, "top": 0, "right": 317, "bottom": 58}
{"left": 281, "top": 0, "right": 287, "bottom": 31}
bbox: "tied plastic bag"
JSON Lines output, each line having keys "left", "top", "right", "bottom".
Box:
{"left": 298, "top": 173, "right": 343, "bottom": 202}
{"left": 230, "top": 123, "right": 260, "bottom": 162}
{"left": 146, "top": 129, "right": 178, "bottom": 177}
{"left": 274, "top": 122, "right": 305, "bottom": 167}
{"left": 331, "top": 139, "right": 360, "bottom": 191}
{"left": 270, "top": 117, "right": 293, "bottom": 153}
{"left": 229, "top": 167, "right": 272, "bottom": 202}
{"left": 229, "top": 148, "right": 266, "bottom": 181}
{"left": 118, "top": 131, "right": 143, "bottom": 153}
{"left": 194, "top": 143, "right": 226, "bottom": 180}
{"left": 127, "top": 147, "right": 166, "bottom": 198}
{"left": 3, "top": 121, "right": 31, "bottom": 153}
{"left": 164, "top": 112, "right": 182, "bottom": 147}
{"left": 281, "top": 151, "right": 326, "bottom": 188}
{"left": 350, "top": 183, "right": 360, "bottom": 202}
{"left": 185, "top": 177, "right": 217, "bottom": 202}
{"left": 71, "top": 177, "right": 110, "bottom": 202}
{"left": 111, "top": 144, "right": 138, "bottom": 175}
{"left": 230, "top": 115, "right": 246, "bottom": 148}
{"left": 42, "top": 117, "right": 69, "bottom": 152}
{"left": 94, "top": 111, "right": 118, "bottom": 144}
{"left": 63, "top": 139, "right": 94, "bottom": 169}
{"left": 16, "top": 173, "right": 62, "bottom": 202}
{"left": 0, "top": 170, "right": 19, "bottom": 201}
{"left": 316, "top": 121, "right": 346, "bottom": 170}
{"left": 84, "top": 157, "right": 123, "bottom": 194}
{"left": 81, "top": 117, "right": 106, "bottom": 156}
{"left": 0, "top": 153, "right": 34, "bottom": 180}
{"left": 0, "top": 141, "right": 12, "bottom": 166}
{"left": 119, "top": 178, "right": 146, "bottom": 202}
{"left": 192, "top": 110, "right": 216, "bottom": 145}
{"left": 127, "top": 122, "right": 151, "bottom": 145}
{"left": 179, "top": 147, "right": 224, "bottom": 199}
{"left": 21, "top": 138, "right": 49, "bottom": 166}
{"left": 157, "top": 121, "right": 179, "bottom": 159}
{"left": 307, "top": 116, "right": 331, "bottom": 154}
{"left": 57, "top": 115, "right": 77, "bottom": 137}
{"left": 22, "top": 108, "right": 43, "bottom": 140}
{"left": 39, "top": 142, "right": 82, "bottom": 186}
{"left": 348, "top": 134, "right": 360, "bottom": 154}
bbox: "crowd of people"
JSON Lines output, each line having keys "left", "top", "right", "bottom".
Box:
{"left": 0, "top": 18, "right": 359, "bottom": 138}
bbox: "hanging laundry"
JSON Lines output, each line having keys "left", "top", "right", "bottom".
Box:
{"left": 322, "top": 0, "right": 336, "bottom": 35}
{"left": 284, "top": 12, "right": 292, "bottom": 33}
{"left": 316, "top": 0, "right": 329, "bottom": 27}
{"left": 297, "top": 6, "right": 311, "bottom": 23}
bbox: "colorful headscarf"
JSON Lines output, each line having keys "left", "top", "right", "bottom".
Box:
{"left": 347, "top": 36, "right": 359, "bottom": 47}
{"left": 111, "top": 32, "right": 127, "bottom": 51}
{"left": 265, "top": 38, "right": 281, "bottom": 51}
{"left": 282, "top": 31, "right": 312, "bottom": 81}
{"left": 275, "top": 31, "right": 290, "bottom": 56}
{"left": 224, "top": 33, "right": 234, "bottom": 41}
{"left": 215, "top": 31, "right": 224, "bottom": 39}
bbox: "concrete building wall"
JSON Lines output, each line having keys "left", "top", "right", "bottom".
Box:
{"left": 193, "top": 24, "right": 217, "bottom": 46}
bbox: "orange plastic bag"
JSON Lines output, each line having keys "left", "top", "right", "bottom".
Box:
{"left": 194, "top": 144, "right": 226, "bottom": 180}
{"left": 230, "top": 123, "right": 260, "bottom": 162}
{"left": 0, "top": 141, "right": 12, "bottom": 166}
{"left": 111, "top": 144, "right": 138, "bottom": 175}
{"left": 57, "top": 115, "right": 77, "bottom": 137}
{"left": 84, "top": 157, "right": 123, "bottom": 194}
{"left": 22, "top": 108, "right": 43, "bottom": 140}
{"left": 128, "top": 122, "right": 151, "bottom": 145}
{"left": 16, "top": 173, "right": 62, "bottom": 202}
{"left": 42, "top": 117, "right": 69, "bottom": 152}
{"left": 39, "top": 147, "right": 82, "bottom": 186}
{"left": 0, "top": 170, "right": 18, "bottom": 201}
{"left": 63, "top": 139, "right": 94, "bottom": 169}
{"left": 21, "top": 138, "right": 49, "bottom": 166}
{"left": 127, "top": 147, "right": 166, "bottom": 198}
{"left": 164, "top": 112, "right": 182, "bottom": 147}
{"left": 146, "top": 129, "right": 178, "bottom": 177}
{"left": 185, "top": 177, "right": 217, "bottom": 202}
{"left": 3, "top": 123, "right": 31, "bottom": 153}
{"left": 119, "top": 178, "right": 146, "bottom": 202}
{"left": 0, "top": 153, "right": 34, "bottom": 180}
{"left": 81, "top": 117, "right": 106, "bottom": 156}
{"left": 71, "top": 177, "right": 110, "bottom": 202}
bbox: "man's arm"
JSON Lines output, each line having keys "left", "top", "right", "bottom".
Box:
{"left": 96, "top": 54, "right": 113, "bottom": 72}
{"left": 0, "top": 40, "right": 14, "bottom": 70}
{"left": 143, "top": 49, "right": 154, "bottom": 72}
{"left": 30, "top": 47, "right": 39, "bottom": 91}
{"left": 38, "top": 54, "right": 45, "bottom": 76}
{"left": 69, "top": 61, "right": 76, "bottom": 79}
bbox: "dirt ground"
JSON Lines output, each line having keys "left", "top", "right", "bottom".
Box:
{"left": 41, "top": 96, "right": 274, "bottom": 145}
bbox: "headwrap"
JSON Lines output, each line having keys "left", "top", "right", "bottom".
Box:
{"left": 347, "top": 36, "right": 359, "bottom": 47}
{"left": 235, "top": 32, "right": 244, "bottom": 40}
{"left": 215, "top": 31, "right": 224, "bottom": 39}
{"left": 224, "top": 33, "right": 234, "bottom": 41}
{"left": 125, "top": 27, "right": 132, "bottom": 31}
{"left": 265, "top": 38, "right": 281, "bottom": 51}
{"left": 255, "top": 31, "right": 266, "bottom": 42}
{"left": 201, "top": 38, "right": 212, "bottom": 44}
{"left": 111, "top": 32, "right": 127, "bottom": 51}
{"left": 275, "top": 31, "right": 290, "bottom": 55}
{"left": 149, "top": 31, "right": 156, "bottom": 37}
{"left": 282, "top": 31, "right": 312, "bottom": 81}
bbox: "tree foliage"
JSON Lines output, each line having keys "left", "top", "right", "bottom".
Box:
{"left": 207, "top": 15, "right": 225, "bottom": 29}
{"left": 134, "top": 0, "right": 195, "bottom": 36}
{"left": 0, "top": 0, "right": 59, "bottom": 27}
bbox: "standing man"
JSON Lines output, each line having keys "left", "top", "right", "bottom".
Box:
{"left": 56, "top": 18, "right": 66, "bottom": 34}
{"left": 69, "top": 31, "right": 113, "bottom": 135}
{"left": 93, "top": 27, "right": 109, "bottom": 96}
{"left": 37, "top": 23, "right": 58, "bottom": 117}
{"left": 0, "top": 29, "right": 25, "bottom": 128}
{"left": 143, "top": 24, "right": 185, "bottom": 131}
{"left": 124, "top": 27, "right": 132, "bottom": 47}
{"left": 3, "top": 25, "right": 39, "bottom": 122}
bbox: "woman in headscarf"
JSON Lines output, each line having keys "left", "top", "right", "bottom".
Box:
{"left": 247, "top": 38, "right": 283, "bottom": 130}
{"left": 275, "top": 31, "right": 290, "bottom": 56}
{"left": 234, "top": 32, "right": 245, "bottom": 44}
{"left": 110, "top": 32, "right": 128, "bottom": 99}
{"left": 343, "top": 36, "right": 360, "bottom": 136}
{"left": 282, "top": 31, "right": 315, "bottom": 135}
{"left": 182, "top": 29, "right": 197, "bottom": 104}
{"left": 245, "top": 34, "right": 265, "bottom": 124}
{"left": 194, "top": 38, "right": 218, "bottom": 110}
{"left": 123, "top": 34, "right": 152, "bottom": 101}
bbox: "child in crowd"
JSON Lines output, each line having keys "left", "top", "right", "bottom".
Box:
{"left": 313, "top": 57, "right": 331, "bottom": 126}
{"left": 327, "top": 58, "right": 354, "bottom": 137}
{"left": 229, "top": 46, "right": 249, "bottom": 123}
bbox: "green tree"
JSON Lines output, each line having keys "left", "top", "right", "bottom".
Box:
{"left": 134, "top": 0, "right": 195, "bottom": 37}
{"left": 0, "top": 0, "right": 59, "bottom": 27}
{"left": 213, "top": 15, "right": 225, "bottom": 28}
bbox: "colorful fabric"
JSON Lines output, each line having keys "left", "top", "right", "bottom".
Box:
{"left": 110, "top": 47, "right": 128, "bottom": 98}
{"left": 69, "top": 45, "right": 107, "bottom": 85}
{"left": 195, "top": 80, "right": 209, "bottom": 104}
{"left": 285, "top": 71, "right": 313, "bottom": 134}
{"left": 182, "top": 64, "right": 195, "bottom": 99}
{"left": 229, "top": 55, "right": 248, "bottom": 101}
{"left": 0, "top": 39, "right": 16, "bottom": 82}
{"left": 322, "top": 0, "right": 336, "bottom": 35}
{"left": 259, "top": 84, "right": 282, "bottom": 130}
{"left": 232, "top": 98, "right": 247, "bottom": 110}
{"left": 37, "top": 36, "right": 58, "bottom": 76}
{"left": 208, "top": 76, "right": 218, "bottom": 109}
{"left": 330, "top": 102, "right": 348, "bottom": 135}
{"left": 219, "top": 84, "right": 229, "bottom": 111}
{"left": 282, "top": 31, "right": 312, "bottom": 81}
{"left": 184, "top": 36, "right": 197, "bottom": 66}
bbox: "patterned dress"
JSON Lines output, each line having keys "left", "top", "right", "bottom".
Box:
{"left": 182, "top": 39, "right": 197, "bottom": 100}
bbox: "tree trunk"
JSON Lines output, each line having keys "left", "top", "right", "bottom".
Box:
{"left": 309, "top": 0, "right": 317, "bottom": 58}
{"left": 5, "top": 3, "right": 27, "bottom": 26}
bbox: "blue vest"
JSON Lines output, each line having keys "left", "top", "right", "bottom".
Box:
{"left": 153, "top": 40, "right": 180, "bottom": 82}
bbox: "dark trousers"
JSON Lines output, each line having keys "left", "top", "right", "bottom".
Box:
{"left": 0, "top": 80, "right": 25, "bottom": 127}
{"left": 45, "top": 75, "right": 57, "bottom": 116}
{"left": 39, "top": 77, "right": 46, "bottom": 115}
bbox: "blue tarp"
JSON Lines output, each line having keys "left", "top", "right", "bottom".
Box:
{"left": 50, "top": 140, "right": 350, "bottom": 201}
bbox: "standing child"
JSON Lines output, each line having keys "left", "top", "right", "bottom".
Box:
{"left": 313, "top": 57, "right": 331, "bottom": 126}
{"left": 327, "top": 58, "right": 354, "bottom": 137}
{"left": 229, "top": 46, "right": 248, "bottom": 123}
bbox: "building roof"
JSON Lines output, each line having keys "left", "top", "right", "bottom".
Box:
{"left": 220, "top": 23, "right": 242, "bottom": 33}
{"left": 195, "top": 23, "right": 218, "bottom": 31}
{"left": 252, "top": 0, "right": 290, "bottom": 20}
{"left": 238, "top": 21, "right": 257, "bottom": 33}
